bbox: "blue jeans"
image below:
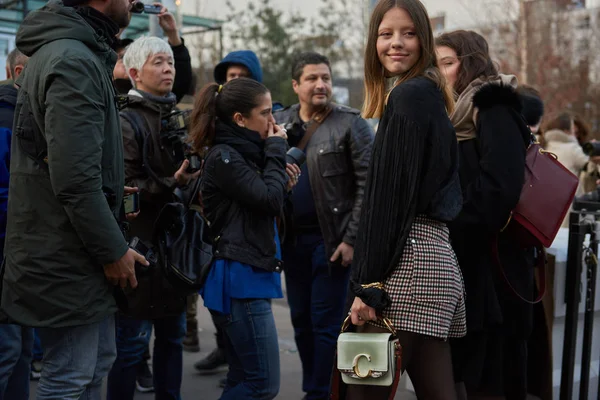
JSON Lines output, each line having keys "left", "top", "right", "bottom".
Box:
{"left": 35, "top": 314, "right": 116, "bottom": 400}
{"left": 212, "top": 298, "right": 280, "bottom": 400}
{"left": 283, "top": 234, "right": 350, "bottom": 400}
{"left": 32, "top": 329, "right": 43, "bottom": 361}
{"left": 107, "top": 312, "right": 185, "bottom": 400}
{"left": 0, "top": 324, "right": 33, "bottom": 400}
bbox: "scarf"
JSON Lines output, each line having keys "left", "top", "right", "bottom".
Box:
{"left": 75, "top": 6, "right": 119, "bottom": 49}
{"left": 214, "top": 120, "right": 266, "bottom": 169}
{"left": 129, "top": 89, "right": 177, "bottom": 115}
{"left": 451, "top": 74, "right": 517, "bottom": 142}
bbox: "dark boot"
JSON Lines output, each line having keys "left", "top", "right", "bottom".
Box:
{"left": 183, "top": 319, "right": 200, "bottom": 353}
{"left": 194, "top": 347, "right": 228, "bottom": 374}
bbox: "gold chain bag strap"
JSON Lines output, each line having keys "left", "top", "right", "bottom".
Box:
{"left": 330, "top": 314, "right": 402, "bottom": 399}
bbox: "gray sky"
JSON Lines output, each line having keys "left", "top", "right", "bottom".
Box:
{"left": 186, "top": 0, "right": 600, "bottom": 29}
{"left": 181, "top": 0, "right": 476, "bottom": 27}
{"left": 183, "top": 0, "right": 503, "bottom": 30}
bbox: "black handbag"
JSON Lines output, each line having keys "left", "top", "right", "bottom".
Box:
{"left": 114, "top": 251, "right": 187, "bottom": 320}
{"left": 154, "top": 178, "right": 214, "bottom": 295}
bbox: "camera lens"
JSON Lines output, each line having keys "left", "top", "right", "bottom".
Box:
{"left": 286, "top": 147, "right": 306, "bottom": 167}
{"left": 130, "top": 1, "right": 144, "bottom": 13}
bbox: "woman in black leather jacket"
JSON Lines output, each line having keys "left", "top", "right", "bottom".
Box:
{"left": 189, "top": 78, "right": 298, "bottom": 400}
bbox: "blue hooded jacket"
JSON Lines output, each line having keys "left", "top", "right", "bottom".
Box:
{"left": 0, "top": 127, "right": 10, "bottom": 248}
{"left": 0, "top": 85, "right": 15, "bottom": 250}
{"left": 214, "top": 50, "right": 263, "bottom": 84}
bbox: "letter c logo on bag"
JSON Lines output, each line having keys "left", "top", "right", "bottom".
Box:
{"left": 352, "top": 353, "right": 372, "bottom": 379}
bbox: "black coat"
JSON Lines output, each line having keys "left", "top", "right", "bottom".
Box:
{"left": 449, "top": 84, "right": 535, "bottom": 337}
{"left": 200, "top": 122, "right": 288, "bottom": 272}
{"left": 2, "top": 2, "right": 127, "bottom": 327}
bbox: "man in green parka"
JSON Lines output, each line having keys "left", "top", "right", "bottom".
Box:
{"left": 0, "top": 0, "right": 147, "bottom": 397}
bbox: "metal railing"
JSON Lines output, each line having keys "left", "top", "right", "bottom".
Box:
{"left": 560, "top": 209, "right": 599, "bottom": 400}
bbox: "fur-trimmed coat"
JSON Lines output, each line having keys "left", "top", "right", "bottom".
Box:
{"left": 448, "top": 83, "right": 535, "bottom": 395}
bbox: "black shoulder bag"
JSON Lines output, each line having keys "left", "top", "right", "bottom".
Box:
{"left": 153, "top": 176, "right": 215, "bottom": 295}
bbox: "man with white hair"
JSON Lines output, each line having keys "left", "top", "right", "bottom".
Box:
{"left": 106, "top": 36, "right": 200, "bottom": 400}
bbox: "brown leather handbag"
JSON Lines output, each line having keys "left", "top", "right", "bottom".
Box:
{"left": 494, "top": 141, "right": 579, "bottom": 303}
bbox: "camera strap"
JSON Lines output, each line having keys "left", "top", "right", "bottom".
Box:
{"left": 120, "top": 111, "right": 147, "bottom": 155}
{"left": 297, "top": 104, "right": 333, "bottom": 151}
{"left": 120, "top": 110, "right": 174, "bottom": 190}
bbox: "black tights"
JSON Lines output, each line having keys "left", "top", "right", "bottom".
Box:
{"left": 454, "top": 382, "right": 506, "bottom": 400}
{"left": 346, "top": 324, "right": 457, "bottom": 400}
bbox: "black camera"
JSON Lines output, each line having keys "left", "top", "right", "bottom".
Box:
{"left": 128, "top": 237, "right": 158, "bottom": 273}
{"left": 286, "top": 147, "right": 306, "bottom": 167}
{"left": 130, "top": 2, "right": 162, "bottom": 14}
{"left": 583, "top": 142, "right": 600, "bottom": 157}
{"left": 159, "top": 110, "right": 201, "bottom": 173}
{"left": 162, "top": 109, "right": 191, "bottom": 133}
{"left": 186, "top": 154, "right": 202, "bottom": 173}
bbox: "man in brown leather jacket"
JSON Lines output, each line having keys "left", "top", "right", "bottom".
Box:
{"left": 274, "top": 51, "right": 374, "bottom": 400}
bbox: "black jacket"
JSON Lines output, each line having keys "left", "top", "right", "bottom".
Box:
{"left": 120, "top": 90, "right": 183, "bottom": 243}
{"left": 0, "top": 84, "right": 17, "bottom": 130}
{"left": 170, "top": 40, "right": 193, "bottom": 102}
{"left": 350, "top": 77, "right": 463, "bottom": 309}
{"left": 201, "top": 122, "right": 288, "bottom": 272}
{"left": 274, "top": 103, "right": 374, "bottom": 261}
{"left": 2, "top": 2, "right": 127, "bottom": 327}
{"left": 449, "top": 83, "right": 535, "bottom": 337}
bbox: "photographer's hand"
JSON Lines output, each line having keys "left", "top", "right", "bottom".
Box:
{"left": 155, "top": 3, "right": 182, "bottom": 46}
{"left": 103, "top": 248, "right": 148, "bottom": 289}
{"left": 124, "top": 186, "right": 140, "bottom": 221}
{"left": 174, "top": 159, "right": 202, "bottom": 187}
{"left": 124, "top": 186, "right": 138, "bottom": 195}
{"left": 286, "top": 163, "right": 301, "bottom": 191}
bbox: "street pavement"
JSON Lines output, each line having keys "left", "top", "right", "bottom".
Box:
{"left": 30, "top": 296, "right": 417, "bottom": 399}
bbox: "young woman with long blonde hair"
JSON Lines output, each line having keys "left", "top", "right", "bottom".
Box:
{"left": 346, "top": 0, "right": 467, "bottom": 398}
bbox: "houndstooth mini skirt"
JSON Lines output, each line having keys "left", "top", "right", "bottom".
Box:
{"left": 369, "top": 215, "right": 467, "bottom": 339}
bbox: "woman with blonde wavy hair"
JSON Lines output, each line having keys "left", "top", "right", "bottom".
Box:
{"left": 346, "top": 0, "right": 467, "bottom": 398}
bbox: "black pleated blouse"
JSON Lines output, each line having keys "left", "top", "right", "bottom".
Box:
{"left": 351, "top": 76, "right": 463, "bottom": 310}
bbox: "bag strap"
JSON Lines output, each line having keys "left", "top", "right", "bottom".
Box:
{"left": 492, "top": 236, "right": 546, "bottom": 304}
{"left": 120, "top": 110, "right": 147, "bottom": 151}
{"left": 388, "top": 344, "right": 403, "bottom": 400}
{"left": 187, "top": 177, "right": 202, "bottom": 209}
{"left": 198, "top": 145, "right": 240, "bottom": 244}
{"left": 296, "top": 104, "right": 333, "bottom": 151}
{"left": 121, "top": 110, "right": 170, "bottom": 189}
{"left": 330, "top": 352, "right": 342, "bottom": 400}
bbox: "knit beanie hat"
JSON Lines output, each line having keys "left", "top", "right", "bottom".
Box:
{"left": 520, "top": 93, "right": 545, "bottom": 127}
